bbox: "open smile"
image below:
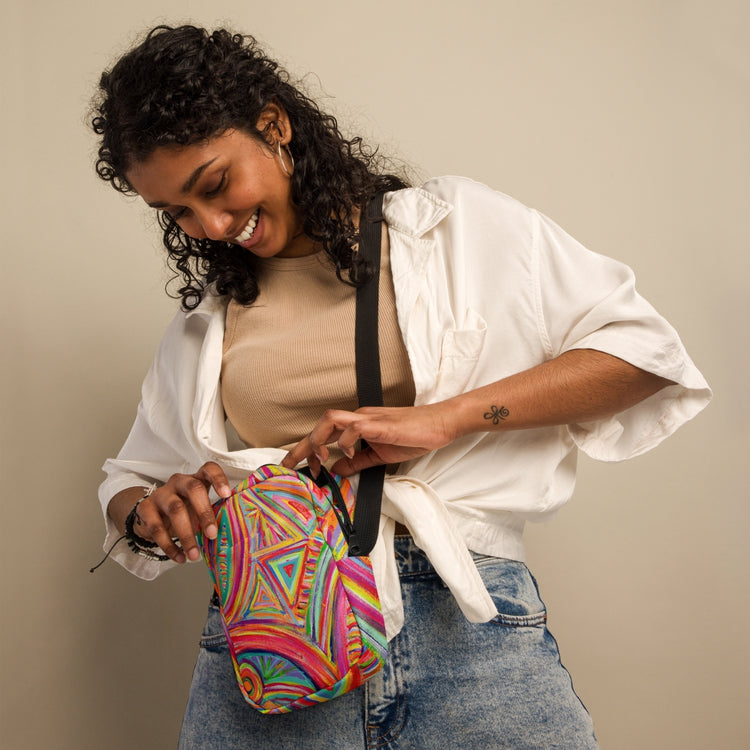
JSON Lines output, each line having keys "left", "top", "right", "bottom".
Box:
{"left": 233, "top": 210, "right": 260, "bottom": 244}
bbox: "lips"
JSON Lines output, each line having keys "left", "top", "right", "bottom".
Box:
{"left": 233, "top": 210, "right": 259, "bottom": 244}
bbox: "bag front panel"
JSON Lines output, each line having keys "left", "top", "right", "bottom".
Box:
{"left": 200, "top": 465, "right": 386, "bottom": 713}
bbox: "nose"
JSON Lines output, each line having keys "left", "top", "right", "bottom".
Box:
{"left": 196, "top": 206, "right": 234, "bottom": 241}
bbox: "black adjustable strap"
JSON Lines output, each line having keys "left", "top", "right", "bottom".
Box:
{"left": 351, "top": 193, "right": 386, "bottom": 556}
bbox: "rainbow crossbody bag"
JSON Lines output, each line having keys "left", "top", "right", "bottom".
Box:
{"left": 199, "top": 464, "right": 386, "bottom": 713}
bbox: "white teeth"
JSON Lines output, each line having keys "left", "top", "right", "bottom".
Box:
{"left": 235, "top": 210, "right": 259, "bottom": 242}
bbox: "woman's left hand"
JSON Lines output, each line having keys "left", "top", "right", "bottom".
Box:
{"left": 281, "top": 404, "right": 457, "bottom": 477}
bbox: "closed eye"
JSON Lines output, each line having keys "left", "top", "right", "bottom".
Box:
{"left": 157, "top": 171, "right": 225, "bottom": 222}
{"left": 167, "top": 207, "right": 189, "bottom": 221}
{"left": 204, "top": 173, "right": 226, "bottom": 198}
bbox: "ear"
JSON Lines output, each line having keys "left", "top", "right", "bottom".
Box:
{"left": 255, "top": 102, "right": 292, "bottom": 146}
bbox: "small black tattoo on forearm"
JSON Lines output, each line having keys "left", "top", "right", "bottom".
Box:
{"left": 484, "top": 405, "right": 510, "bottom": 424}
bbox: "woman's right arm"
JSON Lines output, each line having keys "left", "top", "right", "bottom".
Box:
{"left": 107, "top": 462, "right": 232, "bottom": 564}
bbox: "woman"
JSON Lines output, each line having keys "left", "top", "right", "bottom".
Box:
{"left": 92, "top": 25, "right": 710, "bottom": 749}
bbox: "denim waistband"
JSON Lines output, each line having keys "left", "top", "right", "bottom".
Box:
{"left": 395, "top": 534, "right": 501, "bottom": 578}
{"left": 394, "top": 535, "right": 435, "bottom": 576}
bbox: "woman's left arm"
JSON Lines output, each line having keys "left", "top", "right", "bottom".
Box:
{"left": 282, "top": 348, "right": 673, "bottom": 476}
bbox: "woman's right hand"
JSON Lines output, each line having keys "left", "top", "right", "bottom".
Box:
{"left": 107, "top": 461, "right": 232, "bottom": 564}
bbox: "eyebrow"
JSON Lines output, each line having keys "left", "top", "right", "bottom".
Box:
{"left": 146, "top": 157, "right": 219, "bottom": 208}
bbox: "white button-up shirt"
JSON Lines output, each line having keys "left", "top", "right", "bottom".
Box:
{"left": 98, "top": 177, "right": 711, "bottom": 638}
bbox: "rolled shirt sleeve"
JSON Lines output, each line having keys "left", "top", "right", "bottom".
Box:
{"left": 97, "top": 369, "right": 197, "bottom": 580}
{"left": 533, "top": 209, "right": 711, "bottom": 460}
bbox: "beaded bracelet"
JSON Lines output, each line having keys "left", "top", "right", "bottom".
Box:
{"left": 89, "top": 484, "right": 170, "bottom": 572}
{"left": 124, "top": 484, "right": 176, "bottom": 561}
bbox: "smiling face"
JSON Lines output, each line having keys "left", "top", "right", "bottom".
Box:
{"left": 125, "top": 106, "right": 316, "bottom": 259}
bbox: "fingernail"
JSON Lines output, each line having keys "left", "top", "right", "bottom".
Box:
{"left": 187, "top": 547, "right": 200, "bottom": 562}
{"left": 206, "top": 524, "right": 218, "bottom": 540}
{"left": 220, "top": 484, "right": 231, "bottom": 499}
{"left": 176, "top": 552, "right": 187, "bottom": 564}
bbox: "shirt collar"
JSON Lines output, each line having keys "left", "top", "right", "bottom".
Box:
{"left": 185, "top": 286, "right": 227, "bottom": 320}
{"left": 383, "top": 185, "right": 452, "bottom": 238}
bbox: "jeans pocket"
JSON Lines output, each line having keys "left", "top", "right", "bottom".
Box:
{"left": 474, "top": 557, "right": 548, "bottom": 628}
{"left": 199, "top": 605, "right": 228, "bottom": 651}
{"left": 489, "top": 610, "right": 547, "bottom": 628}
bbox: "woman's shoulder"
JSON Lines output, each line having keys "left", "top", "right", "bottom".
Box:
{"left": 394, "top": 176, "right": 534, "bottom": 220}
{"left": 386, "top": 176, "right": 534, "bottom": 237}
{"left": 150, "top": 291, "right": 228, "bottom": 365}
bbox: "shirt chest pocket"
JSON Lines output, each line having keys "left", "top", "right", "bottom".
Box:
{"left": 431, "top": 308, "right": 487, "bottom": 401}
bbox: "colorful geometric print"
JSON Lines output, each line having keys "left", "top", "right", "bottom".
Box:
{"left": 199, "top": 464, "right": 387, "bottom": 714}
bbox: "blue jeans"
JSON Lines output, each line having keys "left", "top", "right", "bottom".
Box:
{"left": 179, "top": 537, "right": 598, "bottom": 749}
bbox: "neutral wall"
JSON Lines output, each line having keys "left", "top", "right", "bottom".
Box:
{"left": 2, "top": 1, "right": 748, "bottom": 748}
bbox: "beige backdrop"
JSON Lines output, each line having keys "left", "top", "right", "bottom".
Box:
{"left": 2, "top": 1, "right": 748, "bottom": 748}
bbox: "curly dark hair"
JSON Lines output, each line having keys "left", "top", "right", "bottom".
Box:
{"left": 91, "top": 25, "right": 409, "bottom": 309}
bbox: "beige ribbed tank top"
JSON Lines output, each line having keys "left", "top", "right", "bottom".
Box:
{"left": 221, "top": 228, "right": 416, "bottom": 453}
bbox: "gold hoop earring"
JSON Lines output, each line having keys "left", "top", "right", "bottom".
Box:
{"left": 277, "top": 139, "right": 294, "bottom": 177}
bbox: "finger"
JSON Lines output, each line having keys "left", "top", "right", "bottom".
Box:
{"left": 169, "top": 475, "right": 218, "bottom": 557}
{"left": 337, "top": 423, "right": 367, "bottom": 459}
{"left": 281, "top": 437, "right": 311, "bottom": 469}
{"left": 305, "top": 409, "right": 357, "bottom": 454}
{"left": 193, "top": 463, "right": 230, "bottom": 541}
{"left": 282, "top": 436, "right": 329, "bottom": 470}
{"left": 161, "top": 482, "right": 204, "bottom": 561}
{"left": 330, "top": 446, "right": 383, "bottom": 476}
{"left": 198, "top": 461, "right": 233, "bottom": 500}
{"left": 307, "top": 452, "right": 322, "bottom": 479}
{"left": 136, "top": 494, "right": 187, "bottom": 564}
{"left": 334, "top": 409, "right": 402, "bottom": 457}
